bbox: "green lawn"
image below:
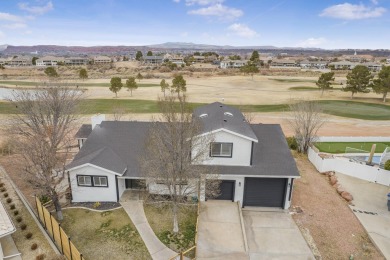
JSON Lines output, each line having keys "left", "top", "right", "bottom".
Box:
{"left": 319, "top": 100, "right": 390, "bottom": 120}
{"left": 144, "top": 203, "right": 197, "bottom": 255}
{"left": 0, "top": 80, "right": 158, "bottom": 88}
{"left": 61, "top": 208, "right": 151, "bottom": 260}
{"left": 315, "top": 142, "right": 390, "bottom": 154}
{"left": 270, "top": 78, "right": 317, "bottom": 83}
{"left": 1, "top": 99, "right": 390, "bottom": 120}
{"left": 289, "top": 86, "right": 319, "bottom": 91}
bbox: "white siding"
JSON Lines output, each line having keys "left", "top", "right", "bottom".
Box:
{"left": 118, "top": 178, "right": 126, "bottom": 199}
{"left": 69, "top": 165, "right": 118, "bottom": 202}
{"left": 198, "top": 130, "right": 253, "bottom": 166}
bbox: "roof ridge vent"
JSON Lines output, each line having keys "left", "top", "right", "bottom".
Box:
{"left": 199, "top": 113, "right": 208, "bottom": 118}
{"left": 224, "top": 112, "right": 233, "bottom": 117}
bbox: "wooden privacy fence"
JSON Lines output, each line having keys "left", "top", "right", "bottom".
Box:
{"left": 35, "top": 197, "right": 85, "bottom": 260}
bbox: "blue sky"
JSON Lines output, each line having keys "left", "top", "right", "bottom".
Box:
{"left": 0, "top": 0, "right": 389, "bottom": 49}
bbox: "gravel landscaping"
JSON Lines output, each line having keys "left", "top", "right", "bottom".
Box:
{"left": 291, "top": 152, "right": 384, "bottom": 259}
{"left": 0, "top": 167, "right": 59, "bottom": 260}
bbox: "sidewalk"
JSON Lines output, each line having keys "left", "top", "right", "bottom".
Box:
{"left": 121, "top": 201, "right": 178, "bottom": 260}
{"left": 336, "top": 173, "right": 390, "bottom": 259}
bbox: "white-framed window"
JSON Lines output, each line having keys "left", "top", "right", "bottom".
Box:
{"left": 210, "top": 142, "right": 233, "bottom": 157}
{"left": 93, "top": 176, "right": 108, "bottom": 187}
{"left": 77, "top": 175, "right": 92, "bottom": 186}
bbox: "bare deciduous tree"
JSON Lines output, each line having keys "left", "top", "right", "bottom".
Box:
{"left": 287, "top": 100, "right": 326, "bottom": 154}
{"left": 7, "top": 87, "right": 82, "bottom": 220}
{"left": 112, "top": 104, "right": 126, "bottom": 121}
{"left": 140, "top": 93, "right": 219, "bottom": 233}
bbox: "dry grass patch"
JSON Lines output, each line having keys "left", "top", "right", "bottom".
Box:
{"left": 144, "top": 203, "right": 197, "bottom": 253}
{"left": 60, "top": 208, "right": 150, "bottom": 260}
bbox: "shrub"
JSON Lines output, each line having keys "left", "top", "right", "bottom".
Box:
{"left": 93, "top": 201, "right": 101, "bottom": 209}
{"left": 286, "top": 136, "right": 298, "bottom": 150}
{"left": 21, "top": 223, "right": 27, "bottom": 230}
{"left": 16, "top": 216, "right": 22, "bottom": 222}
{"left": 10, "top": 204, "right": 15, "bottom": 210}
{"left": 6, "top": 198, "right": 12, "bottom": 203}
{"left": 0, "top": 188, "right": 6, "bottom": 192}
{"left": 36, "top": 254, "right": 45, "bottom": 260}
{"left": 3, "top": 193, "right": 8, "bottom": 198}
{"left": 39, "top": 194, "right": 51, "bottom": 204}
{"left": 385, "top": 160, "right": 390, "bottom": 171}
{"left": 25, "top": 232, "right": 33, "bottom": 239}
{"left": 31, "top": 243, "right": 38, "bottom": 250}
{"left": 14, "top": 210, "right": 19, "bottom": 216}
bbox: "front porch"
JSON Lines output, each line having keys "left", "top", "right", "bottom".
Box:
{"left": 119, "top": 178, "right": 147, "bottom": 202}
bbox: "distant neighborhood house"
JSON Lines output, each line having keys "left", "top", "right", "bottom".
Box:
{"left": 144, "top": 56, "right": 164, "bottom": 65}
{"left": 93, "top": 56, "right": 112, "bottom": 64}
{"left": 36, "top": 56, "right": 65, "bottom": 67}
{"left": 270, "top": 59, "right": 299, "bottom": 68}
{"left": 220, "top": 60, "right": 248, "bottom": 69}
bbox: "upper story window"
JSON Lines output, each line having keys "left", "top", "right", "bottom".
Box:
{"left": 210, "top": 142, "right": 233, "bottom": 158}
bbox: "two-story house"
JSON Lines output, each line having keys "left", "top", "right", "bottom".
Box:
{"left": 66, "top": 103, "right": 300, "bottom": 209}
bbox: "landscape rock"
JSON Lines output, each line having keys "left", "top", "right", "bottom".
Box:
{"left": 337, "top": 185, "right": 345, "bottom": 194}
{"left": 341, "top": 191, "right": 354, "bottom": 202}
{"left": 329, "top": 176, "right": 338, "bottom": 185}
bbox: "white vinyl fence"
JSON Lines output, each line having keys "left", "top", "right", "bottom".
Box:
{"left": 308, "top": 147, "right": 390, "bottom": 186}
{"left": 316, "top": 136, "right": 390, "bottom": 142}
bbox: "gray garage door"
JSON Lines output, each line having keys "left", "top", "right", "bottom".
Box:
{"left": 243, "top": 178, "right": 287, "bottom": 207}
{"left": 208, "top": 180, "right": 235, "bottom": 201}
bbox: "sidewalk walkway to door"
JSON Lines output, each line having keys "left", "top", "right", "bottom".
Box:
{"left": 121, "top": 201, "right": 178, "bottom": 260}
{"left": 196, "top": 200, "right": 249, "bottom": 260}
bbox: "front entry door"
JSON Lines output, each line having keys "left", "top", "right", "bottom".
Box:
{"left": 125, "top": 179, "right": 146, "bottom": 189}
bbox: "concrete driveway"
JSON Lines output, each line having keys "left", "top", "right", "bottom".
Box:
{"left": 243, "top": 210, "right": 314, "bottom": 260}
{"left": 196, "top": 200, "right": 248, "bottom": 260}
{"left": 336, "top": 173, "right": 390, "bottom": 259}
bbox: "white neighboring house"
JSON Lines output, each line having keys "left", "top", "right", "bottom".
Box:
{"left": 67, "top": 103, "right": 300, "bottom": 209}
{"left": 220, "top": 60, "right": 248, "bottom": 69}
{"left": 36, "top": 56, "right": 65, "bottom": 67}
{"left": 0, "top": 201, "right": 19, "bottom": 258}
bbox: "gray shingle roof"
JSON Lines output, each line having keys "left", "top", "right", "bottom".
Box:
{"left": 75, "top": 124, "right": 92, "bottom": 139}
{"left": 193, "top": 102, "right": 258, "bottom": 142}
{"left": 213, "top": 124, "right": 299, "bottom": 177}
{"left": 67, "top": 121, "right": 299, "bottom": 178}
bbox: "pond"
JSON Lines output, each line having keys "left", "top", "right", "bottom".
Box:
{"left": 0, "top": 87, "right": 83, "bottom": 100}
{"left": 0, "top": 87, "right": 17, "bottom": 100}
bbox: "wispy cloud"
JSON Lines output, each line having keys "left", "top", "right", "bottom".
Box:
{"left": 371, "top": 0, "right": 379, "bottom": 5}
{"left": 185, "top": 0, "right": 224, "bottom": 6}
{"left": 227, "top": 23, "right": 257, "bottom": 38}
{"left": 188, "top": 4, "right": 243, "bottom": 20}
{"left": 298, "top": 37, "right": 327, "bottom": 48}
{"left": 18, "top": 1, "right": 54, "bottom": 15}
{"left": 3, "top": 23, "right": 27, "bottom": 29}
{"left": 0, "top": 12, "right": 24, "bottom": 22}
{"left": 320, "top": 3, "right": 386, "bottom": 20}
